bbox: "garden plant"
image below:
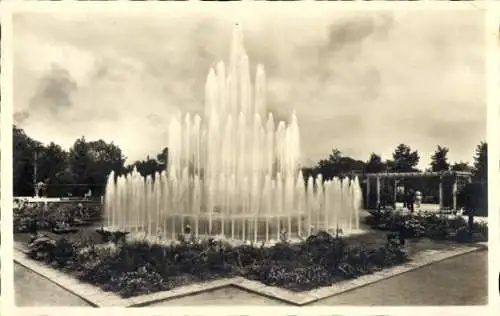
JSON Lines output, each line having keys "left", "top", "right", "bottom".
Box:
{"left": 25, "top": 228, "right": 408, "bottom": 298}
{"left": 364, "top": 210, "right": 488, "bottom": 243}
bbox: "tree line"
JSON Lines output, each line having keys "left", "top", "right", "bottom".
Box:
{"left": 13, "top": 125, "right": 487, "bottom": 197}
{"left": 14, "top": 126, "right": 168, "bottom": 197}
{"left": 303, "top": 143, "right": 487, "bottom": 181}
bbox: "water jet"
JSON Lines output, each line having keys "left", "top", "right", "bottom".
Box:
{"left": 104, "top": 25, "right": 364, "bottom": 244}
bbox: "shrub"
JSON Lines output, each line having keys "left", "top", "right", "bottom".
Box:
{"left": 107, "top": 267, "right": 170, "bottom": 298}
{"left": 364, "top": 212, "right": 487, "bottom": 242}
{"left": 95, "top": 228, "right": 129, "bottom": 244}
{"left": 262, "top": 262, "right": 335, "bottom": 291}
{"left": 422, "top": 215, "right": 450, "bottom": 240}
{"left": 52, "top": 238, "right": 77, "bottom": 266}
{"left": 455, "top": 227, "right": 472, "bottom": 243}
{"left": 473, "top": 222, "right": 488, "bottom": 240}
{"left": 401, "top": 217, "right": 426, "bottom": 238}
{"left": 14, "top": 203, "right": 102, "bottom": 233}
{"left": 27, "top": 234, "right": 57, "bottom": 262}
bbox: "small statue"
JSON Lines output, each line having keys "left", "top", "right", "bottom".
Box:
{"left": 415, "top": 190, "right": 423, "bottom": 209}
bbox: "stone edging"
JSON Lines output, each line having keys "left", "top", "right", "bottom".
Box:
{"left": 14, "top": 242, "right": 487, "bottom": 307}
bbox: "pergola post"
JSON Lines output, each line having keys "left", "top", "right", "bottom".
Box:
{"left": 393, "top": 179, "right": 398, "bottom": 208}
{"left": 452, "top": 175, "right": 458, "bottom": 212}
{"left": 438, "top": 174, "right": 443, "bottom": 210}
{"left": 376, "top": 176, "right": 381, "bottom": 208}
{"left": 366, "top": 176, "right": 371, "bottom": 209}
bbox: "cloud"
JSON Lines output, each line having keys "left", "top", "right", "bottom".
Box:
{"left": 12, "top": 9, "right": 485, "bottom": 168}
{"left": 29, "top": 65, "right": 77, "bottom": 115}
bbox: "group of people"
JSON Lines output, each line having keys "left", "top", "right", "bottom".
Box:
{"left": 378, "top": 186, "right": 423, "bottom": 212}
{"left": 402, "top": 187, "right": 423, "bottom": 212}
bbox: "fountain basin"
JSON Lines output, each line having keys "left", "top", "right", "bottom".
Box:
{"left": 106, "top": 228, "right": 368, "bottom": 249}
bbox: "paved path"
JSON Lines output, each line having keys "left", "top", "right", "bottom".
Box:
{"left": 15, "top": 250, "right": 486, "bottom": 306}
{"left": 15, "top": 263, "right": 91, "bottom": 307}
{"left": 312, "top": 249, "right": 487, "bottom": 306}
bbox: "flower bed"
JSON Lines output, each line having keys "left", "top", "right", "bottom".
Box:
{"left": 24, "top": 230, "right": 408, "bottom": 298}
{"left": 364, "top": 210, "right": 488, "bottom": 243}
{"left": 14, "top": 203, "right": 102, "bottom": 233}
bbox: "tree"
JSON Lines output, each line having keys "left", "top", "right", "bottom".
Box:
{"left": 327, "top": 149, "right": 342, "bottom": 163}
{"left": 49, "top": 168, "right": 79, "bottom": 197}
{"left": 68, "top": 137, "right": 126, "bottom": 195}
{"left": 156, "top": 147, "right": 169, "bottom": 167}
{"left": 337, "top": 156, "right": 365, "bottom": 176}
{"left": 316, "top": 149, "right": 342, "bottom": 179}
{"left": 473, "top": 141, "right": 487, "bottom": 181}
{"left": 132, "top": 156, "right": 163, "bottom": 178}
{"left": 390, "top": 144, "right": 420, "bottom": 172}
{"left": 301, "top": 167, "right": 317, "bottom": 181}
{"left": 37, "top": 142, "right": 68, "bottom": 183}
{"left": 68, "top": 137, "right": 91, "bottom": 186}
{"left": 315, "top": 149, "right": 365, "bottom": 180}
{"left": 87, "top": 140, "right": 126, "bottom": 180}
{"left": 54, "top": 168, "right": 78, "bottom": 185}
{"left": 364, "top": 153, "right": 386, "bottom": 173}
{"left": 430, "top": 145, "right": 450, "bottom": 172}
{"left": 451, "top": 161, "right": 472, "bottom": 172}
{"left": 13, "top": 126, "right": 42, "bottom": 195}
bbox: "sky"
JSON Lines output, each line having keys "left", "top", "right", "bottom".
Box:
{"left": 12, "top": 7, "right": 486, "bottom": 169}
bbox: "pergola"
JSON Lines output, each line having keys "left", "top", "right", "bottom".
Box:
{"left": 364, "top": 171, "right": 473, "bottom": 211}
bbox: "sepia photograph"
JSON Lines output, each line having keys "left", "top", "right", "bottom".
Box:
{"left": 6, "top": 2, "right": 489, "bottom": 308}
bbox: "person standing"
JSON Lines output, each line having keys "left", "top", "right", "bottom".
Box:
{"left": 406, "top": 187, "right": 415, "bottom": 212}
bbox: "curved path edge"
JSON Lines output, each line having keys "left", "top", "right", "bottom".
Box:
{"left": 14, "top": 242, "right": 487, "bottom": 307}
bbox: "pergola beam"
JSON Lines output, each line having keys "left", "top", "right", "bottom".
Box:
{"left": 364, "top": 171, "right": 472, "bottom": 178}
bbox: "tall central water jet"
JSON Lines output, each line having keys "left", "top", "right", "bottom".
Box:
{"left": 104, "top": 24, "right": 363, "bottom": 243}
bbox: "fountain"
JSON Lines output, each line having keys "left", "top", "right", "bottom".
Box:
{"left": 104, "top": 24, "right": 364, "bottom": 244}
